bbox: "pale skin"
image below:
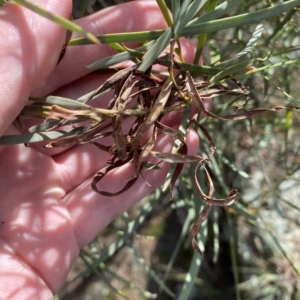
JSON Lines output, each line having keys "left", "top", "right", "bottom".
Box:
{"left": 0, "top": 1, "right": 199, "bottom": 299}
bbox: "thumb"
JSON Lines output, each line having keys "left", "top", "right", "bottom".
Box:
{"left": 0, "top": 0, "right": 72, "bottom": 137}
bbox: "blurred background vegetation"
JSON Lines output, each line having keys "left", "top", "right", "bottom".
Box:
{"left": 51, "top": 0, "right": 300, "bottom": 299}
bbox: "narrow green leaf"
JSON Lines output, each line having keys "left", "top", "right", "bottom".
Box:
{"left": 183, "top": 0, "right": 300, "bottom": 36}
{"left": 88, "top": 51, "right": 136, "bottom": 69}
{"left": 265, "top": 8, "right": 298, "bottom": 44}
{"left": 177, "top": 62, "right": 222, "bottom": 75}
{"left": 128, "top": 244, "right": 175, "bottom": 298}
{"left": 0, "top": 125, "right": 91, "bottom": 145}
{"left": 80, "top": 254, "right": 130, "bottom": 300}
{"left": 232, "top": 202, "right": 256, "bottom": 223}
{"left": 212, "top": 208, "right": 220, "bottom": 263}
{"left": 102, "top": 266, "right": 155, "bottom": 299}
{"left": 69, "top": 31, "right": 163, "bottom": 45}
{"left": 244, "top": 58, "right": 300, "bottom": 76}
{"left": 210, "top": 59, "right": 255, "bottom": 84}
{"left": 193, "top": 32, "right": 207, "bottom": 65}
{"left": 180, "top": 0, "right": 193, "bottom": 12}
{"left": 28, "top": 119, "right": 86, "bottom": 133}
{"left": 160, "top": 206, "right": 192, "bottom": 289}
{"left": 280, "top": 196, "right": 300, "bottom": 212}
{"left": 177, "top": 244, "right": 202, "bottom": 300}
{"left": 216, "top": 150, "right": 250, "bottom": 179}
{"left": 138, "top": 27, "right": 172, "bottom": 72}
{"left": 171, "top": 0, "right": 181, "bottom": 34}
{"left": 87, "top": 42, "right": 154, "bottom": 69}
{"left": 263, "top": 221, "right": 300, "bottom": 277}
{"left": 222, "top": 23, "right": 264, "bottom": 63}
{"left": 29, "top": 96, "right": 90, "bottom": 108}
{"left": 68, "top": 0, "right": 300, "bottom": 47}
{"left": 156, "top": 0, "right": 173, "bottom": 26}
{"left": 107, "top": 42, "right": 126, "bottom": 52}
{"left": 193, "top": 0, "right": 218, "bottom": 64}
{"left": 13, "top": 0, "right": 99, "bottom": 44}
{"left": 175, "top": 0, "right": 208, "bottom": 35}
{"left": 188, "top": 0, "right": 244, "bottom": 25}
{"left": 227, "top": 211, "right": 242, "bottom": 300}
{"left": 88, "top": 49, "right": 222, "bottom": 76}
{"left": 69, "top": 191, "right": 161, "bottom": 282}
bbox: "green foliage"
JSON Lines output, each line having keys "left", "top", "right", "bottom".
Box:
{"left": 0, "top": 0, "right": 7, "bottom": 6}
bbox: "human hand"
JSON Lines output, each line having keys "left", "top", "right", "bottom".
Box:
{"left": 0, "top": 1, "right": 199, "bottom": 299}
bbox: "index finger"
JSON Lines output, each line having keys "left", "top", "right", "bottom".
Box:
{"left": 32, "top": 1, "right": 169, "bottom": 97}
{"left": 0, "top": 0, "right": 72, "bottom": 137}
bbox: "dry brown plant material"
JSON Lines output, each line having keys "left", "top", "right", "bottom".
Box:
{"left": 15, "top": 52, "right": 299, "bottom": 255}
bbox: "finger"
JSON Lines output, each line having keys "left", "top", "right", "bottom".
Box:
{"left": 33, "top": 1, "right": 168, "bottom": 97}
{"left": 62, "top": 129, "right": 199, "bottom": 248}
{"left": 0, "top": 0, "right": 72, "bottom": 137}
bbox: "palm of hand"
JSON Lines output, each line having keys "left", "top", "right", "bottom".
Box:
{"left": 0, "top": 125, "right": 177, "bottom": 296}
{"left": 0, "top": 1, "right": 198, "bottom": 298}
